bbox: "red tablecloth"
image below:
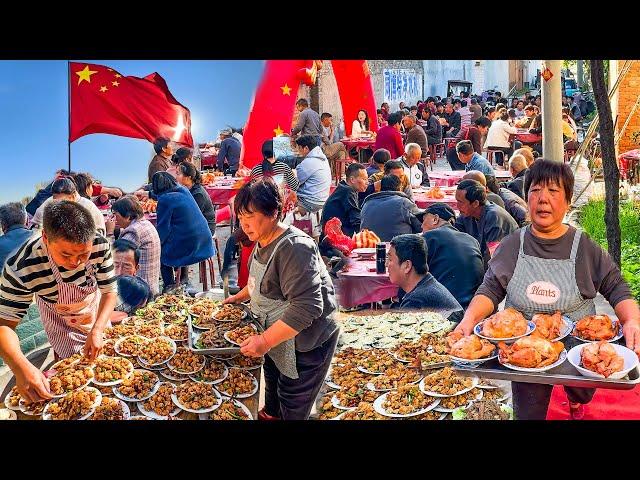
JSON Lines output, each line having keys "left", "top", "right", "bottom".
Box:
{"left": 204, "top": 185, "right": 241, "bottom": 206}
{"left": 427, "top": 172, "right": 459, "bottom": 187}
{"left": 514, "top": 133, "right": 542, "bottom": 145}
{"left": 413, "top": 194, "right": 457, "bottom": 209}
{"left": 335, "top": 259, "right": 398, "bottom": 308}
{"left": 339, "top": 138, "right": 376, "bottom": 151}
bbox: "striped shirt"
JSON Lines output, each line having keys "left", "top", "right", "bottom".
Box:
{"left": 0, "top": 234, "right": 117, "bottom": 324}
{"left": 250, "top": 161, "right": 300, "bottom": 191}
{"left": 119, "top": 218, "right": 161, "bottom": 296}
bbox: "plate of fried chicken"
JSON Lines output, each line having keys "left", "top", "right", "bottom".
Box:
{"left": 568, "top": 341, "right": 638, "bottom": 379}
{"left": 571, "top": 314, "right": 623, "bottom": 343}
{"left": 497, "top": 336, "right": 567, "bottom": 372}
{"left": 474, "top": 308, "right": 535, "bottom": 344}
{"left": 445, "top": 332, "right": 497, "bottom": 368}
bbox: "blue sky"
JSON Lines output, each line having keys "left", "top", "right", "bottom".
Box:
{"left": 0, "top": 60, "right": 264, "bottom": 204}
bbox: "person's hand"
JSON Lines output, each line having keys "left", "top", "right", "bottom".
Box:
{"left": 623, "top": 319, "right": 640, "bottom": 358}
{"left": 240, "top": 334, "right": 270, "bottom": 357}
{"left": 134, "top": 189, "right": 149, "bottom": 200}
{"left": 14, "top": 361, "right": 53, "bottom": 403}
{"left": 103, "top": 187, "right": 123, "bottom": 198}
{"left": 105, "top": 215, "right": 116, "bottom": 236}
{"left": 83, "top": 329, "right": 104, "bottom": 361}
{"left": 222, "top": 294, "right": 237, "bottom": 305}
{"left": 453, "top": 318, "right": 476, "bottom": 336}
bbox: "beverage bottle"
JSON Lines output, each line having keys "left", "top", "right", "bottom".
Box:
{"left": 376, "top": 243, "right": 386, "bottom": 274}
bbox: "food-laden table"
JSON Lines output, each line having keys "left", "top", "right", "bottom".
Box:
{"left": 334, "top": 258, "right": 398, "bottom": 308}
{"left": 203, "top": 178, "right": 246, "bottom": 206}
{"left": 427, "top": 169, "right": 511, "bottom": 187}
{"left": 339, "top": 137, "right": 376, "bottom": 164}
{"left": 412, "top": 186, "right": 458, "bottom": 209}
{"left": 1, "top": 294, "right": 261, "bottom": 421}
{"left": 512, "top": 128, "right": 542, "bottom": 146}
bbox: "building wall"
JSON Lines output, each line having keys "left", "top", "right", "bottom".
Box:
{"left": 483, "top": 60, "right": 510, "bottom": 95}
{"left": 423, "top": 60, "right": 473, "bottom": 97}
{"left": 616, "top": 60, "right": 640, "bottom": 154}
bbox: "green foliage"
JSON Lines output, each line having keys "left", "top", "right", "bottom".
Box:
{"left": 621, "top": 242, "right": 640, "bottom": 301}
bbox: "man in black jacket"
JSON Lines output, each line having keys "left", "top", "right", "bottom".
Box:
{"left": 442, "top": 103, "right": 461, "bottom": 138}
{"left": 320, "top": 163, "right": 369, "bottom": 238}
{"left": 419, "top": 109, "right": 442, "bottom": 146}
{"left": 504, "top": 153, "right": 528, "bottom": 199}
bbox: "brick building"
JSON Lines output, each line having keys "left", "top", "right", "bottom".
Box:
{"left": 614, "top": 60, "right": 640, "bottom": 155}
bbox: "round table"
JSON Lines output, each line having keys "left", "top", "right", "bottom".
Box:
{"left": 335, "top": 258, "right": 398, "bottom": 308}
{"left": 339, "top": 137, "right": 376, "bottom": 163}
{"left": 204, "top": 183, "right": 242, "bottom": 206}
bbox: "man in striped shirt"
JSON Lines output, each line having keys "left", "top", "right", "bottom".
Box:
{"left": 0, "top": 201, "right": 117, "bottom": 403}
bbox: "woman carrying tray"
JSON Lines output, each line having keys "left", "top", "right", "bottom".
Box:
{"left": 454, "top": 159, "right": 640, "bottom": 420}
{"left": 223, "top": 178, "right": 339, "bottom": 420}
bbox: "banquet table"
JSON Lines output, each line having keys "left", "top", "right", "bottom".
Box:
{"left": 512, "top": 129, "right": 542, "bottom": 145}
{"left": 204, "top": 182, "right": 244, "bottom": 206}
{"left": 334, "top": 258, "right": 398, "bottom": 308}
{"left": 427, "top": 169, "right": 511, "bottom": 187}
{"left": 412, "top": 186, "right": 458, "bottom": 209}
{"left": 339, "top": 137, "right": 376, "bottom": 163}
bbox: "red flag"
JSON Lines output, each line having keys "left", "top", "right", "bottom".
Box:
{"left": 69, "top": 62, "right": 193, "bottom": 146}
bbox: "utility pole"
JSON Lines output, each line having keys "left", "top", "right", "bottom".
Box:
{"left": 542, "top": 60, "right": 564, "bottom": 162}
{"left": 577, "top": 60, "right": 584, "bottom": 87}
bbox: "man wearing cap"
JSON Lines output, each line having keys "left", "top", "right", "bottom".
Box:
{"left": 419, "top": 203, "right": 484, "bottom": 309}
{"left": 387, "top": 234, "right": 463, "bottom": 323}
{"left": 217, "top": 128, "right": 242, "bottom": 175}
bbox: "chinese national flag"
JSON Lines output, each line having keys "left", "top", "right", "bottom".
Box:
{"left": 69, "top": 62, "right": 193, "bottom": 146}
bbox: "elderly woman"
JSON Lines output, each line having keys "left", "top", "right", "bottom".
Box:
{"left": 152, "top": 172, "right": 215, "bottom": 292}
{"left": 223, "top": 178, "right": 339, "bottom": 420}
{"left": 454, "top": 159, "right": 640, "bottom": 420}
{"left": 109, "top": 195, "right": 161, "bottom": 296}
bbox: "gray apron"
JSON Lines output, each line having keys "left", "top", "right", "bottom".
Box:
{"left": 249, "top": 231, "right": 300, "bottom": 379}
{"left": 505, "top": 227, "right": 596, "bottom": 322}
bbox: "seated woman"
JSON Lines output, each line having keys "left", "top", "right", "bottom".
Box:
{"left": 166, "top": 147, "right": 193, "bottom": 178}
{"left": 176, "top": 162, "right": 216, "bottom": 237}
{"left": 152, "top": 172, "right": 215, "bottom": 293}
{"left": 223, "top": 177, "right": 339, "bottom": 420}
{"left": 351, "top": 109, "right": 374, "bottom": 137}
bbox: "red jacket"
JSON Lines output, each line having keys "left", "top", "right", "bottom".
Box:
{"left": 374, "top": 125, "right": 404, "bottom": 159}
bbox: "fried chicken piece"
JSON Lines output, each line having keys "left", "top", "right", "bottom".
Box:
{"left": 531, "top": 311, "right": 564, "bottom": 340}
{"left": 446, "top": 333, "right": 495, "bottom": 360}
{"left": 498, "top": 337, "right": 564, "bottom": 368}
{"left": 573, "top": 315, "right": 618, "bottom": 341}
{"left": 581, "top": 341, "right": 625, "bottom": 378}
{"left": 482, "top": 308, "right": 528, "bottom": 339}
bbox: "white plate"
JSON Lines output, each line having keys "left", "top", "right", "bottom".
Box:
{"left": 223, "top": 325, "right": 258, "bottom": 347}
{"left": 448, "top": 352, "right": 498, "bottom": 369}
{"left": 552, "top": 316, "right": 574, "bottom": 342}
{"left": 433, "top": 389, "right": 483, "bottom": 412}
{"left": 225, "top": 356, "right": 264, "bottom": 371}
{"left": 19, "top": 398, "right": 48, "bottom": 416}
{"left": 112, "top": 370, "right": 160, "bottom": 402}
{"left": 474, "top": 320, "right": 536, "bottom": 344}
{"left": 160, "top": 369, "right": 190, "bottom": 382}
{"left": 366, "top": 375, "right": 423, "bottom": 392}
{"left": 91, "top": 356, "right": 135, "bottom": 387}
{"left": 567, "top": 343, "right": 639, "bottom": 380}
{"left": 390, "top": 352, "right": 412, "bottom": 364}
{"left": 167, "top": 351, "right": 206, "bottom": 375}
{"left": 330, "top": 394, "right": 359, "bottom": 411}
{"left": 42, "top": 387, "right": 102, "bottom": 420}
{"left": 137, "top": 383, "right": 182, "bottom": 419}
{"left": 50, "top": 366, "right": 95, "bottom": 398}
{"left": 372, "top": 392, "right": 440, "bottom": 418}
{"left": 171, "top": 386, "right": 222, "bottom": 414}
{"left": 357, "top": 366, "right": 385, "bottom": 375}
{"left": 128, "top": 415, "right": 154, "bottom": 420}
{"left": 4, "top": 389, "right": 21, "bottom": 411}
{"left": 215, "top": 371, "right": 259, "bottom": 399}
{"left": 189, "top": 361, "right": 229, "bottom": 385}
{"left": 499, "top": 349, "right": 567, "bottom": 373}
{"left": 114, "top": 335, "right": 149, "bottom": 357}
{"left": 571, "top": 319, "right": 624, "bottom": 343}
{"left": 325, "top": 378, "right": 342, "bottom": 390}
{"left": 419, "top": 375, "right": 479, "bottom": 397}
{"left": 91, "top": 399, "right": 131, "bottom": 420}
{"left": 198, "top": 399, "right": 254, "bottom": 420}
{"left": 136, "top": 337, "right": 177, "bottom": 367}
{"left": 50, "top": 354, "right": 83, "bottom": 371}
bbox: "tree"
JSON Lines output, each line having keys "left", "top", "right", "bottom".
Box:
{"left": 590, "top": 60, "right": 621, "bottom": 266}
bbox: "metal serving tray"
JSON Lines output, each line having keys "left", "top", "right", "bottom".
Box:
{"left": 454, "top": 337, "right": 640, "bottom": 390}
{"left": 187, "top": 304, "right": 263, "bottom": 356}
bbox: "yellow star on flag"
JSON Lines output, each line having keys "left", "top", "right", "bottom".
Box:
{"left": 273, "top": 125, "right": 284, "bottom": 136}
{"left": 100, "top": 86, "right": 108, "bottom": 93}
{"left": 114, "top": 73, "right": 122, "bottom": 78}
{"left": 75, "top": 65, "right": 98, "bottom": 85}
{"left": 112, "top": 81, "right": 120, "bottom": 87}
{"left": 280, "top": 83, "right": 292, "bottom": 96}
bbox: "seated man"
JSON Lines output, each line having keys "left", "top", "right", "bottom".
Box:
{"left": 113, "top": 238, "right": 142, "bottom": 278}
{"left": 294, "top": 134, "right": 332, "bottom": 214}
{"left": 320, "top": 112, "right": 348, "bottom": 175}
{"left": 503, "top": 154, "right": 528, "bottom": 199}
{"left": 399, "top": 143, "right": 430, "bottom": 188}
{"left": 515, "top": 105, "right": 536, "bottom": 128}
{"left": 366, "top": 159, "right": 413, "bottom": 202}
{"left": 112, "top": 275, "right": 152, "bottom": 323}
{"left": 387, "top": 234, "right": 463, "bottom": 322}
{"left": 366, "top": 148, "right": 391, "bottom": 177}
{"left": 320, "top": 163, "right": 369, "bottom": 239}
{"left": 463, "top": 170, "right": 505, "bottom": 209}
{"left": 217, "top": 128, "right": 242, "bottom": 175}
{"left": 454, "top": 179, "right": 518, "bottom": 264}
{"left": 403, "top": 115, "right": 429, "bottom": 165}
{"left": 465, "top": 171, "right": 529, "bottom": 228}
{"left": 360, "top": 175, "right": 422, "bottom": 242}
{"left": 0, "top": 203, "right": 33, "bottom": 274}
{"left": 456, "top": 140, "right": 495, "bottom": 177}
{"left": 419, "top": 203, "right": 484, "bottom": 310}
{"left": 374, "top": 112, "right": 405, "bottom": 159}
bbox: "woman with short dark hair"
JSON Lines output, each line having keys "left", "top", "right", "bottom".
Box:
{"left": 454, "top": 159, "right": 640, "bottom": 420}
{"left": 111, "top": 195, "right": 161, "bottom": 296}
{"left": 176, "top": 162, "right": 216, "bottom": 236}
{"left": 152, "top": 172, "right": 215, "bottom": 292}
{"left": 223, "top": 178, "right": 339, "bottom": 420}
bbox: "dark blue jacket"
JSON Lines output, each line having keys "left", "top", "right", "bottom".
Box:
{"left": 156, "top": 185, "right": 215, "bottom": 267}
{"left": 320, "top": 181, "right": 361, "bottom": 238}
{"left": 217, "top": 137, "right": 241, "bottom": 173}
{"left": 422, "top": 224, "right": 484, "bottom": 309}
{"left": 0, "top": 225, "right": 33, "bottom": 273}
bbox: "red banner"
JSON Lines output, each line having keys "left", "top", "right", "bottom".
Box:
{"left": 332, "top": 60, "right": 378, "bottom": 137}
{"left": 69, "top": 62, "right": 193, "bottom": 146}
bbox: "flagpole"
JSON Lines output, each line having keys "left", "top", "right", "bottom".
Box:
{"left": 67, "top": 60, "right": 71, "bottom": 172}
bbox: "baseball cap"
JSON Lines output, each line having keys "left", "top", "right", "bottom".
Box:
{"left": 419, "top": 202, "right": 456, "bottom": 222}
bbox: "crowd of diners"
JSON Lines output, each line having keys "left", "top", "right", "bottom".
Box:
{"left": 0, "top": 88, "right": 638, "bottom": 421}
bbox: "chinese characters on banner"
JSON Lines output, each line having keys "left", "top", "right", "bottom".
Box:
{"left": 383, "top": 69, "right": 423, "bottom": 105}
